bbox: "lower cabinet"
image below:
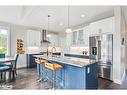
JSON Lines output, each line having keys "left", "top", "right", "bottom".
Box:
{"left": 64, "top": 63, "right": 98, "bottom": 89}
{"left": 26, "top": 54, "right": 41, "bottom": 68}
{"left": 86, "top": 63, "right": 98, "bottom": 89}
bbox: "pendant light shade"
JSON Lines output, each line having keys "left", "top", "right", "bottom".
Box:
{"left": 65, "top": 28, "right": 72, "bottom": 33}
{"left": 65, "top": 5, "right": 72, "bottom": 33}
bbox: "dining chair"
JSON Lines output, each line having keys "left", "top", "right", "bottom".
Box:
{"left": 0, "top": 53, "right": 5, "bottom": 66}
{"left": 0, "top": 66, "right": 11, "bottom": 82}
{"left": 11, "top": 54, "right": 19, "bottom": 78}
{"left": 0, "top": 53, "right": 12, "bottom": 81}
{"left": 0, "top": 54, "right": 19, "bottom": 80}
{"left": 0, "top": 53, "right": 13, "bottom": 67}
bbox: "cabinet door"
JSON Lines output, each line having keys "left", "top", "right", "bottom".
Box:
{"left": 89, "top": 21, "right": 100, "bottom": 36}
{"left": 64, "top": 65, "right": 86, "bottom": 89}
{"left": 90, "top": 17, "right": 114, "bottom": 36}
{"left": 66, "top": 33, "right": 72, "bottom": 46}
{"left": 35, "top": 31, "right": 41, "bottom": 46}
{"left": 97, "top": 17, "right": 114, "bottom": 34}
{"left": 72, "top": 31, "right": 78, "bottom": 46}
{"left": 48, "top": 33, "right": 58, "bottom": 46}
{"left": 86, "top": 63, "right": 98, "bottom": 89}
{"left": 27, "top": 30, "right": 41, "bottom": 46}
{"left": 77, "top": 29, "right": 84, "bottom": 45}
{"left": 83, "top": 25, "right": 90, "bottom": 47}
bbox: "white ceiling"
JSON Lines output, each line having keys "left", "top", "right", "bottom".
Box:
{"left": 0, "top": 6, "right": 114, "bottom": 32}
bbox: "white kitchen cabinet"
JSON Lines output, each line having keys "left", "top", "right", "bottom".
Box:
{"left": 83, "top": 25, "right": 90, "bottom": 47}
{"left": 77, "top": 29, "right": 85, "bottom": 46}
{"left": 90, "top": 17, "right": 114, "bottom": 36}
{"left": 27, "top": 30, "right": 41, "bottom": 46}
{"left": 48, "top": 33, "right": 59, "bottom": 46}
{"left": 66, "top": 33, "right": 72, "bottom": 46}
{"left": 72, "top": 30, "right": 78, "bottom": 46}
{"left": 71, "top": 29, "right": 84, "bottom": 46}
{"left": 71, "top": 26, "right": 90, "bottom": 47}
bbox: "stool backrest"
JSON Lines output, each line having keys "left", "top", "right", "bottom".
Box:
{"left": 13, "top": 54, "right": 19, "bottom": 69}
{"left": 35, "top": 58, "right": 40, "bottom": 64}
{"left": 45, "top": 62, "right": 54, "bottom": 70}
{"left": 45, "top": 62, "right": 63, "bottom": 70}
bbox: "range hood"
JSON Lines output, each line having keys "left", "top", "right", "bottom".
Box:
{"left": 41, "top": 29, "right": 50, "bottom": 44}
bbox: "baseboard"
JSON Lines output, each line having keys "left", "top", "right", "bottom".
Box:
{"left": 113, "top": 70, "right": 126, "bottom": 84}
{"left": 113, "top": 79, "right": 122, "bottom": 84}
{"left": 17, "top": 67, "right": 27, "bottom": 70}
{"left": 121, "top": 70, "right": 126, "bottom": 84}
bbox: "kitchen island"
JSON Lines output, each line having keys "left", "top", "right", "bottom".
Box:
{"left": 33, "top": 55, "right": 98, "bottom": 89}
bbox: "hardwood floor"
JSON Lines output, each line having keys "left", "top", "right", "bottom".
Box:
{"left": 0, "top": 68, "right": 127, "bottom": 90}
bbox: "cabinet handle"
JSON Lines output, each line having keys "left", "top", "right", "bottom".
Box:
{"left": 87, "top": 67, "right": 90, "bottom": 74}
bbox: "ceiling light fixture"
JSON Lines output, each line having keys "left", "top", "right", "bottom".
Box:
{"left": 65, "top": 5, "right": 72, "bottom": 33}
{"left": 59, "top": 23, "right": 63, "bottom": 26}
{"left": 81, "top": 14, "right": 85, "bottom": 18}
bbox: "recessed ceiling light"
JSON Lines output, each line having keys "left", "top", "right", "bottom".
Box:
{"left": 81, "top": 14, "right": 85, "bottom": 18}
{"left": 59, "top": 23, "right": 63, "bottom": 26}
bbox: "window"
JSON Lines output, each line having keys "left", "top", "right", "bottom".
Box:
{"left": 0, "top": 27, "right": 10, "bottom": 56}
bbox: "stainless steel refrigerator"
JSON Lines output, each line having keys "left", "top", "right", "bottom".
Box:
{"left": 89, "top": 34, "right": 113, "bottom": 80}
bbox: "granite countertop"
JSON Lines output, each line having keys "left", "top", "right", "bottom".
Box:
{"left": 33, "top": 55, "right": 97, "bottom": 67}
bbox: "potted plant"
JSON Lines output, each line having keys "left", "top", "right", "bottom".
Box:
{"left": 82, "top": 50, "right": 88, "bottom": 55}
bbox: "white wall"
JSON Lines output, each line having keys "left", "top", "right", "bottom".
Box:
{"left": 120, "top": 9, "right": 127, "bottom": 83}
{"left": 0, "top": 21, "right": 42, "bottom": 68}
{"left": 113, "top": 7, "right": 121, "bottom": 84}
{"left": 113, "top": 7, "right": 127, "bottom": 84}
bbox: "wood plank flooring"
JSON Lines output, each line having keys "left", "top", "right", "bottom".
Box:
{"left": 0, "top": 68, "right": 127, "bottom": 90}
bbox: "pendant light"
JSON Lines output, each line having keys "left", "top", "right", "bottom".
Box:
{"left": 47, "top": 15, "right": 51, "bottom": 37}
{"left": 65, "top": 5, "right": 72, "bottom": 33}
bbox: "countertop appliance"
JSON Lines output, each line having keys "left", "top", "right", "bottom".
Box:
{"left": 89, "top": 34, "right": 113, "bottom": 80}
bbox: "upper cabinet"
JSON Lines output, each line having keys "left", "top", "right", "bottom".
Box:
{"left": 66, "top": 17, "right": 114, "bottom": 47}
{"left": 71, "top": 25, "right": 90, "bottom": 47}
{"left": 66, "top": 32, "right": 72, "bottom": 46}
{"left": 90, "top": 17, "right": 114, "bottom": 36}
{"left": 72, "top": 30, "right": 78, "bottom": 46}
{"left": 71, "top": 29, "right": 85, "bottom": 46}
{"left": 83, "top": 25, "right": 90, "bottom": 47}
{"left": 47, "top": 33, "right": 59, "bottom": 47}
{"left": 27, "top": 30, "right": 41, "bottom": 47}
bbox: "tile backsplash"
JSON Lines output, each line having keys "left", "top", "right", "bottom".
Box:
{"left": 70, "top": 47, "right": 89, "bottom": 55}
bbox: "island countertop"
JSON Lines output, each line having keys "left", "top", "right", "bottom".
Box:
{"left": 33, "top": 55, "right": 97, "bottom": 67}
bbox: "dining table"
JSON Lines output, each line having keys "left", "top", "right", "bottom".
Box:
{"left": 0, "top": 57, "right": 15, "bottom": 64}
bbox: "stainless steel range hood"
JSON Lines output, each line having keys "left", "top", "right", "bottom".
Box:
{"left": 40, "top": 29, "right": 50, "bottom": 44}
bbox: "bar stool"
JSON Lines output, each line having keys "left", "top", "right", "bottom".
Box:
{"left": 39, "top": 59, "right": 48, "bottom": 82}
{"left": 35, "top": 58, "right": 41, "bottom": 82}
{"left": 35, "top": 58, "right": 47, "bottom": 82}
{"left": 45, "top": 62, "right": 63, "bottom": 89}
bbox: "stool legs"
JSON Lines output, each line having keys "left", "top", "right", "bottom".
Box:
{"left": 52, "top": 70, "right": 56, "bottom": 90}
{"left": 38, "top": 64, "right": 47, "bottom": 82}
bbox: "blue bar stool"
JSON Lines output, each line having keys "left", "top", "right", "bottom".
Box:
{"left": 44, "top": 62, "right": 63, "bottom": 89}
{"left": 35, "top": 58, "right": 47, "bottom": 82}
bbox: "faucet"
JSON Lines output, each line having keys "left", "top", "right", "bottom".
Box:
{"left": 51, "top": 47, "right": 56, "bottom": 57}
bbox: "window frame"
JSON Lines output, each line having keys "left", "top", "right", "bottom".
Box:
{"left": 0, "top": 26, "right": 10, "bottom": 56}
